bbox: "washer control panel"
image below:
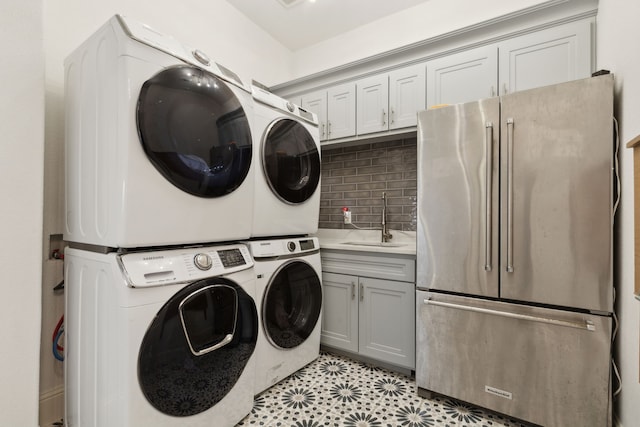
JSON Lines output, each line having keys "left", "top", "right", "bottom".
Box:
{"left": 119, "top": 244, "right": 253, "bottom": 287}
{"left": 193, "top": 253, "right": 212, "bottom": 270}
{"left": 247, "top": 237, "right": 319, "bottom": 259}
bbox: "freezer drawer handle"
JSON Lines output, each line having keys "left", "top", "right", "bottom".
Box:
{"left": 423, "top": 298, "right": 596, "bottom": 332}
{"left": 484, "top": 121, "right": 493, "bottom": 272}
{"left": 506, "top": 118, "right": 515, "bottom": 273}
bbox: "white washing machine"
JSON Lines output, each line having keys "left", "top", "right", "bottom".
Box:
{"left": 65, "top": 243, "right": 258, "bottom": 427}
{"left": 245, "top": 237, "right": 323, "bottom": 395}
{"left": 64, "top": 15, "right": 256, "bottom": 249}
{"left": 251, "top": 85, "right": 321, "bottom": 238}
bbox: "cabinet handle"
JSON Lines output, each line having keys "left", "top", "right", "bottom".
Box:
{"left": 491, "top": 86, "right": 496, "bottom": 97}
{"left": 360, "top": 283, "right": 364, "bottom": 302}
{"left": 506, "top": 118, "right": 514, "bottom": 273}
{"left": 327, "top": 120, "right": 332, "bottom": 137}
{"left": 503, "top": 83, "right": 508, "bottom": 95}
{"left": 382, "top": 109, "right": 386, "bottom": 126}
{"left": 321, "top": 122, "right": 326, "bottom": 139}
{"left": 391, "top": 108, "right": 395, "bottom": 125}
{"left": 351, "top": 282, "right": 356, "bottom": 300}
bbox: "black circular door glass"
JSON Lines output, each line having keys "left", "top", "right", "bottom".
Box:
{"left": 137, "top": 65, "right": 252, "bottom": 198}
{"left": 263, "top": 260, "right": 322, "bottom": 349}
{"left": 138, "top": 278, "right": 257, "bottom": 417}
{"left": 262, "top": 118, "right": 320, "bottom": 204}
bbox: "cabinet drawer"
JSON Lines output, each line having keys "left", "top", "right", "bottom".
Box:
{"left": 321, "top": 250, "right": 415, "bottom": 283}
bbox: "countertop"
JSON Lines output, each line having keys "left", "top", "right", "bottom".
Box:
{"left": 313, "top": 228, "right": 416, "bottom": 256}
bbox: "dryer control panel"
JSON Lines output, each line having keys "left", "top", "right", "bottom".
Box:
{"left": 251, "top": 85, "right": 319, "bottom": 126}
{"left": 118, "top": 244, "right": 253, "bottom": 287}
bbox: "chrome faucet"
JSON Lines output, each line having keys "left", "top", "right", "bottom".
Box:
{"left": 381, "top": 192, "right": 393, "bottom": 243}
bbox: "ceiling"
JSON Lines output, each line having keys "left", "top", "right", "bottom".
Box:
{"left": 226, "top": 0, "right": 433, "bottom": 51}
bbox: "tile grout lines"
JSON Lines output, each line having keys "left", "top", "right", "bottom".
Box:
{"left": 238, "top": 352, "right": 532, "bottom": 427}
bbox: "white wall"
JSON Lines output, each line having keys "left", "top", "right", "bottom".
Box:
{"left": 597, "top": 1, "right": 640, "bottom": 425}
{"left": 43, "top": 0, "right": 293, "bottom": 88}
{"left": 39, "top": 1, "right": 292, "bottom": 424}
{"left": 0, "top": 0, "right": 44, "bottom": 425}
{"left": 289, "top": 0, "right": 561, "bottom": 80}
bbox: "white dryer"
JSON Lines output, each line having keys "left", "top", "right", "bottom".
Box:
{"left": 64, "top": 15, "right": 256, "bottom": 249}
{"left": 65, "top": 243, "right": 258, "bottom": 427}
{"left": 251, "top": 85, "right": 321, "bottom": 238}
{"left": 245, "top": 237, "right": 322, "bottom": 395}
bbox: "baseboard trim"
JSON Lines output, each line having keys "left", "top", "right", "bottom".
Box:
{"left": 39, "top": 386, "right": 64, "bottom": 427}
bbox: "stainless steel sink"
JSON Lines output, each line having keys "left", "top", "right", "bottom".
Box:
{"left": 342, "top": 240, "right": 408, "bottom": 248}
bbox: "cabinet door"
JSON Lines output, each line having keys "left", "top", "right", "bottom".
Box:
{"left": 426, "top": 44, "right": 498, "bottom": 108}
{"left": 389, "top": 64, "right": 426, "bottom": 130}
{"left": 498, "top": 19, "right": 593, "bottom": 95}
{"left": 356, "top": 74, "right": 389, "bottom": 135}
{"left": 358, "top": 277, "right": 415, "bottom": 369}
{"left": 301, "top": 90, "right": 328, "bottom": 141}
{"left": 327, "top": 83, "right": 356, "bottom": 140}
{"left": 321, "top": 272, "right": 358, "bottom": 352}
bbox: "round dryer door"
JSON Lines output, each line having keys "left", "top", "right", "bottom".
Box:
{"left": 262, "top": 118, "right": 320, "bottom": 204}
{"left": 263, "top": 260, "right": 322, "bottom": 349}
{"left": 137, "top": 65, "right": 252, "bottom": 198}
{"left": 138, "top": 277, "right": 257, "bottom": 417}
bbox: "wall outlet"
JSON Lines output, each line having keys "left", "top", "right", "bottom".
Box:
{"left": 343, "top": 210, "right": 351, "bottom": 224}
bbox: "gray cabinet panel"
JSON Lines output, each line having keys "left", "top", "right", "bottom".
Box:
{"left": 359, "top": 277, "right": 415, "bottom": 368}
{"left": 321, "top": 272, "right": 358, "bottom": 352}
{"left": 321, "top": 250, "right": 416, "bottom": 369}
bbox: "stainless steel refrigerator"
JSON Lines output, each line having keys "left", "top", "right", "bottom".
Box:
{"left": 415, "top": 75, "right": 614, "bottom": 427}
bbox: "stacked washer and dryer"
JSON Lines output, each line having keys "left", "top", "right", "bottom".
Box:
{"left": 64, "top": 15, "right": 260, "bottom": 427}
{"left": 63, "top": 14, "right": 323, "bottom": 427}
{"left": 246, "top": 84, "right": 323, "bottom": 394}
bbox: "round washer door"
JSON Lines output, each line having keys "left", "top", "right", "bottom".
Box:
{"left": 137, "top": 65, "right": 253, "bottom": 198}
{"left": 263, "top": 260, "right": 322, "bottom": 349}
{"left": 138, "top": 277, "right": 257, "bottom": 417}
{"left": 262, "top": 118, "right": 320, "bottom": 204}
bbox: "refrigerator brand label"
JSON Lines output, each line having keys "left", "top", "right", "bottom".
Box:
{"left": 485, "top": 385, "right": 513, "bottom": 400}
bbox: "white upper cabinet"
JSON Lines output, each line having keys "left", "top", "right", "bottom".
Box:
{"left": 301, "top": 90, "right": 328, "bottom": 140}
{"left": 327, "top": 83, "right": 356, "bottom": 140}
{"left": 389, "top": 64, "right": 426, "bottom": 130}
{"left": 498, "top": 19, "right": 593, "bottom": 95}
{"left": 301, "top": 83, "right": 356, "bottom": 141}
{"left": 356, "top": 74, "right": 389, "bottom": 136}
{"left": 356, "top": 64, "right": 426, "bottom": 136}
{"left": 426, "top": 44, "right": 498, "bottom": 108}
{"left": 292, "top": 18, "right": 594, "bottom": 145}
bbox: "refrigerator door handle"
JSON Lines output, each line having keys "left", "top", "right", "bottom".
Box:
{"left": 423, "top": 298, "right": 597, "bottom": 332}
{"left": 485, "top": 121, "right": 493, "bottom": 272}
{"left": 506, "top": 117, "right": 515, "bottom": 273}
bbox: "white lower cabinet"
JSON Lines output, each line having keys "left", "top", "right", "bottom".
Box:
{"left": 320, "top": 250, "right": 416, "bottom": 370}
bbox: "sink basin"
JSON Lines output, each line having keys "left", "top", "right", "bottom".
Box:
{"left": 342, "top": 240, "right": 408, "bottom": 248}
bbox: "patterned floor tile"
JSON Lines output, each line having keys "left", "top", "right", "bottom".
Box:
{"left": 238, "top": 351, "right": 532, "bottom": 427}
